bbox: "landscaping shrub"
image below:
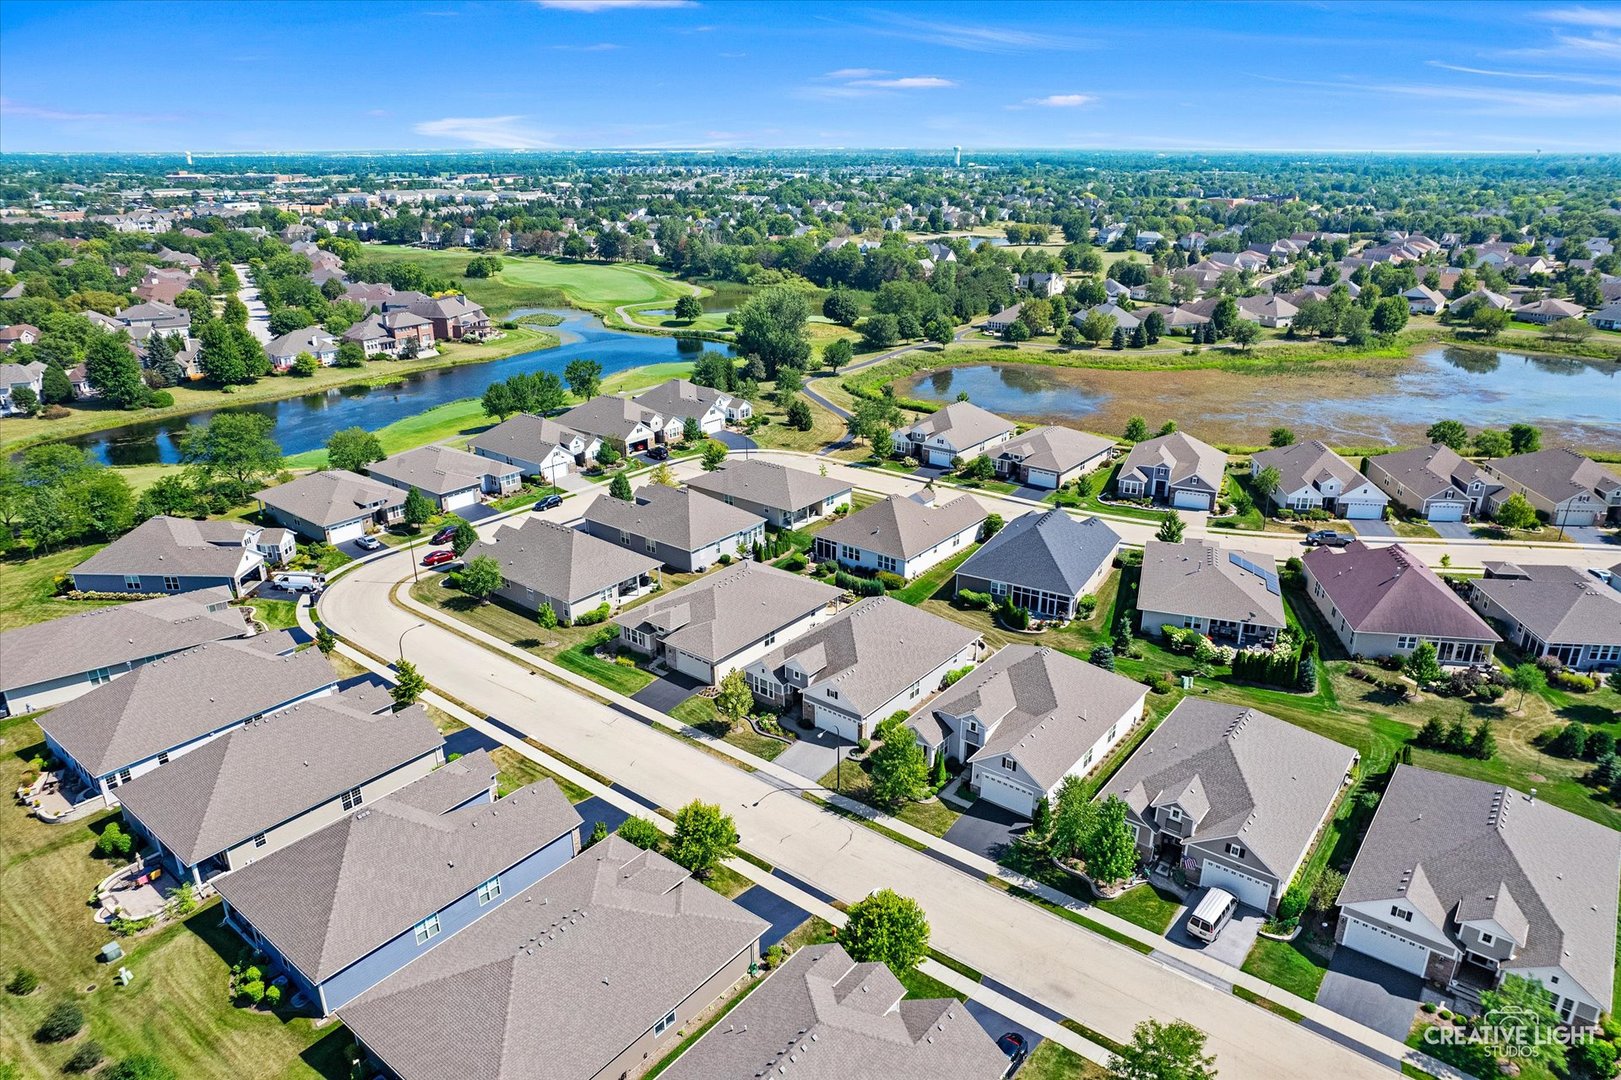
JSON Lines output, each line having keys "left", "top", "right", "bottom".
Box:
{"left": 64, "top": 1042, "right": 105, "bottom": 1073}
{"left": 997, "top": 596, "right": 1030, "bottom": 630}
{"left": 875, "top": 570, "right": 907, "bottom": 591}
{"left": 36, "top": 1001, "right": 84, "bottom": 1043}
{"left": 1076, "top": 594, "right": 1098, "bottom": 619}
{"left": 264, "top": 984, "right": 281, "bottom": 1008}
{"left": 942, "top": 665, "right": 976, "bottom": 688}
{"left": 103, "top": 1055, "right": 177, "bottom": 1080}
{"left": 572, "top": 602, "right": 612, "bottom": 627}
{"left": 1275, "top": 885, "right": 1308, "bottom": 927}
{"left": 616, "top": 816, "right": 664, "bottom": 850}
{"left": 780, "top": 553, "right": 807, "bottom": 572}
{"left": 716, "top": 553, "right": 732, "bottom": 566}
{"left": 6, "top": 969, "right": 38, "bottom": 996}
{"left": 956, "top": 589, "right": 992, "bottom": 610}
{"left": 94, "top": 822, "right": 133, "bottom": 860}
{"left": 835, "top": 571, "right": 884, "bottom": 597}
{"left": 1143, "top": 672, "right": 1173, "bottom": 694}
{"left": 1551, "top": 669, "right": 1597, "bottom": 692}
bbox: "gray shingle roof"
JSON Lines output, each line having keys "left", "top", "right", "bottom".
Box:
{"left": 367, "top": 445, "right": 518, "bottom": 497}
{"left": 113, "top": 691, "right": 442, "bottom": 865}
{"left": 0, "top": 588, "right": 249, "bottom": 695}
{"left": 661, "top": 943, "right": 1007, "bottom": 1080}
{"left": 557, "top": 394, "right": 662, "bottom": 440}
{"left": 814, "top": 493, "right": 985, "bottom": 561}
{"left": 1471, "top": 564, "right": 1621, "bottom": 646}
{"left": 71, "top": 516, "right": 259, "bottom": 581}
{"left": 898, "top": 401, "right": 1016, "bottom": 451}
{"left": 1304, "top": 541, "right": 1498, "bottom": 641}
{"left": 920, "top": 646, "right": 1147, "bottom": 791}
{"left": 338, "top": 835, "right": 767, "bottom": 1080}
{"left": 629, "top": 378, "right": 729, "bottom": 422}
{"left": 1368, "top": 444, "right": 1495, "bottom": 504}
{"left": 1484, "top": 447, "right": 1621, "bottom": 505}
{"left": 464, "top": 519, "right": 661, "bottom": 606}
{"left": 582, "top": 485, "right": 765, "bottom": 552}
{"left": 1250, "top": 440, "right": 1363, "bottom": 500}
{"left": 614, "top": 561, "right": 842, "bottom": 665}
{"left": 684, "top": 460, "right": 852, "bottom": 514}
{"left": 1139, "top": 539, "right": 1287, "bottom": 628}
{"left": 37, "top": 634, "right": 335, "bottom": 778}
{"left": 955, "top": 510, "right": 1119, "bottom": 598}
{"left": 751, "top": 598, "right": 980, "bottom": 718}
{"left": 255, "top": 470, "right": 405, "bottom": 529}
{"left": 993, "top": 425, "right": 1115, "bottom": 477}
{"left": 1339, "top": 765, "right": 1619, "bottom": 1010}
{"left": 1118, "top": 431, "right": 1226, "bottom": 493}
{"left": 1104, "top": 699, "right": 1357, "bottom": 879}
{"left": 468, "top": 414, "right": 586, "bottom": 464}
{"left": 214, "top": 754, "right": 583, "bottom": 982}
{"left": 265, "top": 326, "right": 337, "bottom": 359}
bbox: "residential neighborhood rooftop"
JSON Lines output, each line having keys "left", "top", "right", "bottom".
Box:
{"left": 1139, "top": 539, "right": 1287, "bottom": 629}
{"left": 897, "top": 400, "right": 1015, "bottom": 450}
{"left": 955, "top": 510, "right": 1119, "bottom": 600}
{"left": 814, "top": 492, "right": 985, "bottom": 561}
{"left": 1472, "top": 563, "right": 1621, "bottom": 645}
{"left": 464, "top": 518, "right": 661, "bottom": 605}
{"left": 1303, "top": 541, "right": 1498, "bottom": 641}
{"left": 1117, "top": 431, "right": 1226, "bottom": 494}
{"left": 684, "top": 459, "right": 851, "bottom": 513}
{"left": 582, "top": 484, "right": 764, "bottom": 552}
{"left": 1250, "top": 440, "right": 1363, "bottom": 500}
{"left": 70, "top": 516, "right": 269, "bottom": 582}
{"left": 255, "top": 469, "right": 405, "bottom": 529}
{"left": 1484, "top": 447, "right": 1621, "bottom": 506}
{"left": 613, "top": 560, "right": 841, "bottom": 665}
{"left": 468, "top": 413, "right": 586, "bottom": 462}
{"left": 367, "top": 444, "right": 517, "bottom": 497}
{"left": 994, "top": 425, "right": 1115, "bottom": 476}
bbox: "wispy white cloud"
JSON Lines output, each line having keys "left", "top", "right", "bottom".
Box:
{"left": 0, "top": 97, "right": 181, "bottom": 123}
{"left": 849, "top": 76, "right": 954, "bottom": 89}
{"left": 413, "top": 115, "right": 555, "bottom": 148}
{"left": 866, "top": 12, "right": 1091, "bottom": 53}
{"left": 1023, "top": 93, "right": 1096, "bottom": 107}
{"left": 1537, "top": 6, "right": 1621, "bottom": 28}
{"left": 534, "top": 0, "right": 693, "bottom": 10}
{"left": 1247, "top": 73, "right": 1621, "bottom": 116}
{"left": 822, "top": 67, "right": 887, "bottom": 79}
{"left": 550, "top": 42, "right": 620, "bottom": 51}
{"left": 1425, "top": 60, "right": 1621, "bottom": 85}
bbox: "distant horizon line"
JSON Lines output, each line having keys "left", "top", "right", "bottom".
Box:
{"left": 2, "top": 146, "right": 1619, "bottom": 158}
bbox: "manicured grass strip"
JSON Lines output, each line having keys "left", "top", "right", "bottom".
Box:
{"left": 240, "top": 597, "right": 299, "bottom": 630}
{"left": 734, "top": 849, "right": 775, "bottom": 874}
{"left": 992, "top": 879, "right": 1155, "bottom": 955}
{"left": 519, "top": 737, "right": 616, "bottom": 790}
{"left": 896, "top": 965, "right": 965, "bottom": 1001}
{"left": 1061, "top": 1016, "right": 1128, "bottom": 1056}
{"left": 1233, "top": 984, "right": 1305, "bottom": 1023}
{"left": 892, "top": 544, "right": 980, "bottom": 606}
{"left": 1025, "top": 1039, "right": 1114, "bottom": 1079}
{"left": 699, "top": 862, "right": 754, "bottom": 900}
{"left": 489, "top": 746, "right": 593, "bottom": 803}
{"left": 1092, "top": 882, "right": 1181, "bottom": 935}
{"left": 926, "top": 948, "right": 984, "bottom": 984}
{"left": 1240, "top": 936, "right": 1330, "bottom": 1001}
{"left": 553, "top": 642, "right": 655, "bottom": 695}
{"left": 641, "top": 974, "right": 769, "bottom": 1079}
{"left": 1401, "top": 1064, "right": 1442, "bottom": 1080}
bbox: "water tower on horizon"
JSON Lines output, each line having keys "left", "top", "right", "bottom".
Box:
{"left": 953, "top": 145, "right": 961, "bottom": 166}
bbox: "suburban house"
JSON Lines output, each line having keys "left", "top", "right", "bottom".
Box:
{"left": 683, "top": 460, "right": 852, "bottom": 529}
{"left": 615, "top": 561, "right": 843, "bottom": 684}
{"left": 557, "top": 394, "right": 678, "bottom": 454}
{"left": 1302, "top": 541, "right": 1498, "bottom": 665}
{"left": 1018, "top": 270, "right": 1067, "bottom": 297}
{"left": 581, "top": 485, "right": 766, "bottom": 573}
{"left": 0, "top": 323, "right": 42, "bottom": 350}
{"left": 342, "top": 310, "right": 435, "bottom": 357}
{"left": 0, "top": 360, "right": 46, "bottom": 414}
{"left": 743, "top": 597, "right": 981, "bottom": 741}
{"left": 337, "top": 836, "right": 768, "bottom": 1080}
{"left": 1074, "top": 301, "right": 1141, "bottom": 332}
{"left": 38, "top": 634, "right": 337, "bottom": 807}
{"left": 114, "top": 691, "right": 444, "bottom": 888}
{"left": 1236, "top": 293, "right": 1297, "bottom": 328}
{"left": 659, "top": 943, "right": 1008, "bottom": 1079}
{"left": 983, "top": 304, "right": 1022, "bottom": 333}
{"left": 1137, "top": 539, "right": 1286, "bottom": 646}
{"left": 1102, "top": 699, "right": 1358, "bottom": 914}
{"left": 1481, "top": 448, "right": 1621, "bottom": 527}
{"left": 630, "top": 377, "right": 751, "bottom": 434}
{"left": 909, "top": 646, "right": 1147, "bottom": 819}
{"left": 255, "top": 469, "right": 407, "bottom": 544}
{"left": 892, "top": 401, "right": 1017, "bottom": 467}
{"left": 1365, "top": 444, "right": 1500, "bottom": 522}
{"left": 407, "top": 294, "right": 490, "bottom": 340}
{"left": 954, "top": 510, "right": 1119, "bottom": 622}
{"left": 1250, "top": 440, "right": 1389, "bottom": 519}
{"left": 463, "top": 518, "right": 661, "bottom": 622}
{"left": 367, "top": 445, "right": 521, "bottom": 513}
{"left": 812, "top": 492, "right": 985, "bottom": 580}
{"left": 1115, "top": 431, "right": 1226, "bottom": 511}
{"left": 0, "top": 589, "right": 250, "bottom": 714}
{"left": 470, "top": 414, "right": 599, "bottom": 483}
{"left": 216, "top": 753, "right": 583, "bottom": 1015}
{"left": 1403, "top": 284, "right": 1448, "bottom": 314}
{"left": 265, "top": 326, "right": 339, "bottom": 370}
{"left": 1513, "top": 297, "right": 1584, "bottom": 324}
{"left": 990, "top": 425, "right": 1115, "bottom": 489}
{"left": 69, "top": 516, "right": 296, "bottom": 598}
{"left": 1590, "top": 301, "right": 1621, "bottom": 332}
{"left": 115, "top": 300, "right": 190, "bottom": 333}
{"left": 1468, "top": 563, "right": 1621, "bottom": 672}
{"left": 1336, "top": 765, "right": 1618, "bottom": 1027}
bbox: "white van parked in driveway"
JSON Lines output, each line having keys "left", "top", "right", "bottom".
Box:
{"left": 272, "top": 571, "right": 326, "bottom": 594}
{"left": 1187, "top": 887, "right": 1238, "bottom": 942}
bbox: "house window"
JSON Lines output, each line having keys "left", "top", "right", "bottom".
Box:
{"left": 966, "top": 720, "right": 978, "bottom": 733}
{"left": 653, "top": 1009, "right": 678, "bottom": 1036}
{"left": 1166, "top": 806, "right": 1182, "bottom": 821}
{"left": 990, "top": 581, "right": 1009, "bottom": 598}
{"left": 109, "top": 768, "right": 133, "bottom": 788}
{"left": 826, "top": 688, "right": 839, "bottom": 700}
{"left": 156, "top": 752, "right": 169, "bottom": 766}
{"left": 413, "top": 914, "right": 441, "bottom": 945}
{"left": 1226, "top": 843, "right": 1246, "bottom": 858}
{"left": 162, "top": 576, "right": 181, "bottom": 592}
{"left": 645, "top": 538, "right": 657, "bottom": 554}
{"left": 253, "top": 833, "right": 267, "bottom": 848}
{"left": 878, "top": 554, "right": 899, "bottom": 573}
{"left": 764, "top": 631, "right": 777, "bottom": 647}
{"left": 619, "top": 529, "right": 631, "bottom": 545}
{"left": 340, "top": 786, "right": 364, "bottom": 811}
{"left": 1396, "top": 635, "right": 1418, "bottom": 650}
{"left": 1002, "top": 756, "right": 1016, "bottom": 772}
{"left": 477, "top": 876, "right": 502, "bottom": 905}
{"left": 1479, "top": 931, "right": 1494, "bottom": 945}
{"left": 124, "top": 575, "right": 143, "bottom": 591}
{"left": 1390, "top": 905, "right": 1413, "bottom": 923}
{"left": 908, "top": 681, "right": 921, "bottom": 699}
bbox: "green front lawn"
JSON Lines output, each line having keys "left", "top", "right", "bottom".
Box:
{"left": 669, "top": 696, "right": 793, "bottom": 763}
{"left": 1242, "top": 936, "right": 1331, "bottom": 1000}
{"left": 1023, "top": 1040, "right": 1112, "bottom": 1079}
{"left": 488, "top": 745, "right": 593, "bottom": 803}
{"left": 240, "top": 597, "right": 299, "bottom": 630}
{"left": 1092, "top": 882, "right": 1181, "bottom": 935}
{"left": 0, "top": 542, "right": 122, "bottom": 631}
{"left": 893, "top": 543, "right": 981, "bottom": 605}
{"left": 554, "top": 642, "right": 655, "bottom": 696}
{"left": 895, "top": 965, "right": 965, "bottom": 1002}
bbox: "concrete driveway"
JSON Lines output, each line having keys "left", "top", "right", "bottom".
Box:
{"left": 631, "top": 669, "right": 706, "bottom": 715}
{"left": 732, "top": 885, "right": 810, "bottom": 949}
{"left": 1351, "top": 519, "right": 1396, "bottom": 538}
{"left": 1164, "top": 890, "right": 1265, "bottom": 968}
{"left": 965, "top": 998, "right": 1042, "bottom": 1074}
{"left": 1564, "top": 525, "right": 1617, "bottom": 545}
{"left": 712, "top": 430, "right": 758, "bottom": 451}
{"left": 943, "top": 799, "right": 1025, "bottom": 861}
{"left": 774, "top": 727, "right": 851, "bottom": 782}
{"left": 1430, "top": 521, "right": 1474, "bottom": 539}
{"left": 1314, "top": 950, "right": 1424, "bottom": 1042}
{"left": 459, "top": 503, "right": 503, "bottom": 524}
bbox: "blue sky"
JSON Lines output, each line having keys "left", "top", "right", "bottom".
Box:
{"left": 2, "top": 0, "right": 1619, "bottom": 153}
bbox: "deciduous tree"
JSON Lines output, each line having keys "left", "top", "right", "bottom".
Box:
{"left": 840, "top": 889, "right": 930, "bottom": 973}
{"left": 1108, "top": 1019, "right": 1218, "bottom": 1080}
{"left": 669, "top": 800, "right": 738, "bottom": 879}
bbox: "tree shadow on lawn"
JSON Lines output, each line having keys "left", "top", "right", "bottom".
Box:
{"left": 300, "top": 1026, "right": 361, "bottom": 1080}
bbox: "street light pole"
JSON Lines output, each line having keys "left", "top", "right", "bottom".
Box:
{"left": 398, "top": 622, "right": 424, "bottom": 662}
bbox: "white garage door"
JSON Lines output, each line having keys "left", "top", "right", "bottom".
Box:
{"left": 1426, "top": 502, "right": 1465, "bottom": 522}
{"left": 1341, "top": 916, "right": 1431, "bottom": 977}
{"left": 927, "top": 447, "right": 956, "bottom": 467}
{"left": 441, "top": 487, "right": 480, "bottom": 512}
{"left": 327, "top": 519, "right": 367, "bottom": 545}
{"left": 1172, "top": 489, "right": 1211, "bottom": 510}
{"left": 1340, "top": 501, "right": 1383, "bottom": 520}
{"left": 668, "top": 648, "right": 714, "bottom": 685}
{"left": 973, "top": 768, "right": 1037, "bottom": 818}
{"left": 699, "top": 414, "right": 725, "bottom": 435}
{"left": 810, "top": 702, "right": 860, "bottom": 742}
{"left": 1200, "top": 861, "right": 1273, "bottom": 912}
